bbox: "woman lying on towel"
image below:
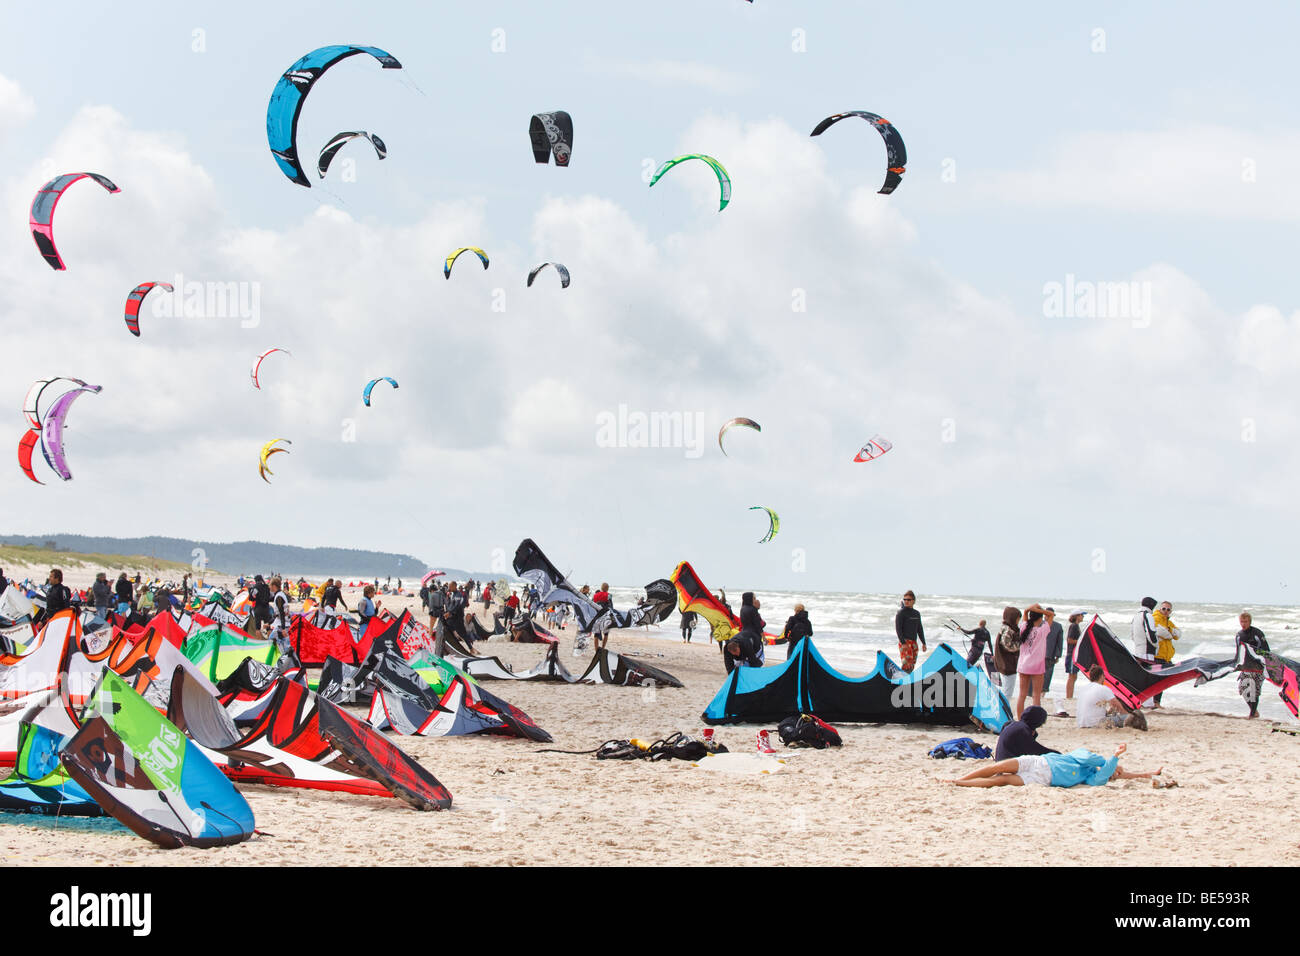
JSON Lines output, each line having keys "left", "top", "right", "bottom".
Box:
{"left": 949, "top": 743, "right": 1162, "bottom": 788}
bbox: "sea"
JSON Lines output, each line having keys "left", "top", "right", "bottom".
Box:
{"left": 605, "top": 586, "right": 1300, "bottom": 723}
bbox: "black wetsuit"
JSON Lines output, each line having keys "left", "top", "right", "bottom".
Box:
{"left": 782, "top": 609, "right": 813, "bottom": 660}
{"left": 44, "top": 584, "right": 72, "bottom": 616}
{"left": 963, "top": 625, "right": 990, "bottom": 667}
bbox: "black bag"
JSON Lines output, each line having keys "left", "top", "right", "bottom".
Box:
{"left": 777, "top": 714, "right": 842, "bottom": 749}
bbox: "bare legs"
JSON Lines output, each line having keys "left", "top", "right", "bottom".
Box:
{"left": 1015, "top": 673, "right": 1046, "bottom": 718}
{"left": 952, "top": 759, "right": 1025, "bottom": 787}
{"left": 1114, "top": 765, "right": 1163, "bottom": 780}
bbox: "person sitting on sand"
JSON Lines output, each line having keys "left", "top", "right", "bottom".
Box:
{"left": 951, "top": 743, "right": 1161, "bottom": 788}
{"left": 1076, "top": 665, "right": 1143, "bottom": 729}
{"left": 994, "top": 705, "right": 1059, "bottom": 761}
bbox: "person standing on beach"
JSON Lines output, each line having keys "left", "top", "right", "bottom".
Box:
{"left": 1234, "top": 612, "right": 1269, "bottom": 719}
{"left": 270, "top": 577, "right": 293, "bottom": 652}
{"left": 591, "top": 583, "right": 614, "bottom": 652}
{"left": 724, "top": 593, "right": 766, "bottom": 673}
{"left": 1151, "top": 601, "right": 1180, "bottom": 708}
{"left": 895, "top": 590, "right": 926, "bottom": 673}
{"left": 680, "top": 609, "right": 696, "bottom": 643}
{"left": 428, "top": 584, "right": 447, "bottom": 655}
{"left": 960, "top": 619, "right": 990, "bottom": 668}
{"left": 1064, "top": 611, "right": 1085, "bottom": 704}
{"left": 442, "top": 582, "right": 473, "bottom": 651}
{"left": 781, "top": 603, "right": 812, "bottom": 660}
{"left": 1042, "top": 608, "right": 1064, "bottom": 714}
{"left": 91, "top": 572, "right": 112, "bottom": 620}
{"left": 1131, "top": 597, "right": 1159, "bottom": 663}
{"left": 114, "top": 573, "right": 133, "bottom": 612}
{"left": 44, "top": 569, "right": 72, "bottom": 618}
{"left": 1016, "top": 604, "right": 1049, "bottom": 718}
{"left": 993, "top": 606, "right": 1022, "bottom": 697}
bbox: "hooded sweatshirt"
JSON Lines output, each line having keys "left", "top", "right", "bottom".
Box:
{"left": 994, "top": 706, "right": 1060, "bottom": 760}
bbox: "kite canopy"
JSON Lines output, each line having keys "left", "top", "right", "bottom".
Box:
{"left": 64, "top": 670, "right": 256, "bottom": 849}
{"left": 258, "top": 438, "right": 291, "bottom": 484}
{"left": 854, "top": 434, "right": 893, "bottom": 462}
{"left": 317, "top": 130, "right": 387, "bottom": 179}
{"left": 29, "top": 173, "right": 120, "bottom": 270}
{"left": 444, "top": 246, "right": 489, "bottom": 278}
{"left": 810, "top": 110, "right": 908, "bottom": 195}
{"left": 703, "top": 639, "right": 1011, "bottom": 730}
{"left": 749, "top": 506, "right": 780, "bottom": 544}
{"left": 18, "top": 380, "right": 102, "bottom": 483}
{"left": 527, "top": 262, "right": 570, "bottom": 288}
{"left": 649, "top": 154, "right": 732, "bottom": 210}
{"left": 250, "top": 348, "right": 291, "bottom": 389}
{"left": 1073, "top": 616, "right": 1237, "bottom": 710}
{"left": 718, "top": 417, "right": 760, "bottom": 456}
{"left": 512, "top": 539, "right": 675, "bottom": 635}
{"left": 529, "top": 111, "right": 573, "bottom": 166}
{"left": 123, "top": 282, "right": 175, "bottom": 337}
{"left": 362, "top": 376, "right": 399, "bottom": 406}
{"left": 17, "top": 430, "right": 42, "bottom": 485}
{"left": 266, "top": 45, "right": 402, "bottom": 187}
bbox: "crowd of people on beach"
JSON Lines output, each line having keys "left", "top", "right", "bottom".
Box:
{"left": 681, "top": 583, "right": 1276, "bottom": 725}
{"left": 4, "top": 563, "right": 1287, "bottom": 800}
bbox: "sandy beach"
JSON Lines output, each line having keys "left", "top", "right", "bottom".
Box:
{"left": 1, "top": 575, "right": 1296, "bottom": 867}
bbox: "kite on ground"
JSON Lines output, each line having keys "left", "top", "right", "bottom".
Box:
{"left": 444, "top": 247, "right": 489, "bottom": 278}
{"left": 529, "top": 111, "right": 573, "bottom": 166}
{"left": 854, "top": 434, "right": 893, "bottom": 462}
{"left": 362, "top": 377, "right": 398, "bottom": 406}
{"left": 124, "top": 282, "right": 175, "bottom": 337}
{"left": 750, "top": 506, "right": 779, "bottom": 544}
{"left": 63, "top": 669, "right": 256, "bottom": 848}
{"left": 258, "top": 439, "right": 291, "bottom": 484}
{"left": 30, "top": 173, "right": 120, "bottom": 270}
{"left": 527, "top": 262, "right": 570, "bottom": 288}
{"left": 718, "top": 417, "right": 760, "bottom": 456}
{"left": 810, "top": 111, "right": 907, "bottom": 195}
{"left": 649, "top": 154, "right": 731, "bottom": 210}
{"left": 266, "top": 45, "right": 402, "bottom": 187}
{"left": 251, "top": 348, "right": 291, "bottom": 389}
{"left": 317, "top": 131, "right": 387, "bottom": 179}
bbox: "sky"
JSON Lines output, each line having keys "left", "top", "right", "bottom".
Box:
{"left": 2, "top": 1, "right": 1299, "bottom": 605}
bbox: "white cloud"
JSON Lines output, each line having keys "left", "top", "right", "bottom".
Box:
{"left": 0, "top": 74, "right": 36, "bottom": 134}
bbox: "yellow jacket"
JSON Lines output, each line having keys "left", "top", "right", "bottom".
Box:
{"left": 1153, "top": 609, "right": 1180, "bottom": 662}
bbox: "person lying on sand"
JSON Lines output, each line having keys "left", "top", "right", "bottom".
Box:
{"left": 948, "top": 743, "right": 1162, "bottom": 788}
